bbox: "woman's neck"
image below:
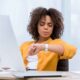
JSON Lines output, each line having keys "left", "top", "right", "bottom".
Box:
{"left": 36, "top": 37, "right": 50, "bottom": 43}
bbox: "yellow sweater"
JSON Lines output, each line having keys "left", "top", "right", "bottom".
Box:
{"left": 20, "top": 38, "right": 76, "bottom": 71}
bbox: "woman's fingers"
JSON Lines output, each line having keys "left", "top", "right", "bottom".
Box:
{"left": 33, "top": 44, "right": 44, "bottom": 53}
{"left": 28, "top": 43, "right": 44, "bottom": 56}
{"left": 28, "top": 45, "right": 36, "bottom": 55}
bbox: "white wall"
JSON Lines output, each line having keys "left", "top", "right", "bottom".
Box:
{"left": 0, "top": 0, "right": 29, "bottom": 45}
{"left": 0, "top": 0, "right": 79, "bottom": 71}
{"left": 70, "top": 0, "right": 80, "bottom": 71}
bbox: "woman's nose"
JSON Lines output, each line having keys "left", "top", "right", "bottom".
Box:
{"left": 44, "top": 25, "right": 48, "bottom": 29}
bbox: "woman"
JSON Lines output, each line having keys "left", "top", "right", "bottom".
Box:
{"left": 20, "top": 7, "right": 76, "bottom": 71}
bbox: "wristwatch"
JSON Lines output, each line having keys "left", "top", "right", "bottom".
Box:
{"left": 44, "top": 44, "right": 48, "bottom": 51}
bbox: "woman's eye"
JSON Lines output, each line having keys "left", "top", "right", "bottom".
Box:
{"left": 48, "top": 24, "right": 52, "bottom": 27}
{"left": 40, "top": 22, "right": 45, "bottom": 26}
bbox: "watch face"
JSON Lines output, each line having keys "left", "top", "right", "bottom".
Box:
{"left": 45, "top": 44, "right": 48, "bottom": 51}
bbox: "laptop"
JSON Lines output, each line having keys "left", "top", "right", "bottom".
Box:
{"left": 0, "top": 15, "right": 26, "bottom": 72}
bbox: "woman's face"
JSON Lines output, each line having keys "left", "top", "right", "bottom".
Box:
{"left": 38, "top": 15, "right": 54, "bottom": 39}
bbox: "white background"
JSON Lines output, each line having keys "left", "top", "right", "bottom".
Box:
{"left": 0, "top": 0, "right": 80, "bottom": 71}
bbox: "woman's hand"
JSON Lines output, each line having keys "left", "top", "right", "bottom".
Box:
{"left": 27, "top": 44, "right": 44, "bottom": 56}
{"left": 32, "top": 44, "right": 44, "bottom": 54}
{"left": 27, "top": 44, "right": 36, "bottom": 56}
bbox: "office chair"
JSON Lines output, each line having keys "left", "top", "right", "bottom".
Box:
{"left": 57, "top": 59, "right": 69, "bottom": 71}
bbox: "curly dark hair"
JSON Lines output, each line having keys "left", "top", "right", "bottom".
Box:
{"left": 27, "top": 7, "right": 64, "bottom": 40}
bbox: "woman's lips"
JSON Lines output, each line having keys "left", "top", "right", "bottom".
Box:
{"left": 43, "top": 32, "right": 49, "bottom": 35}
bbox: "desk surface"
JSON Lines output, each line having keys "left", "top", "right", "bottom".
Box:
{"left": 0, "top": 71, "right": 16, "bottom": 79}
{"left": 0, "top": 71, "right": 80, "bottom": 80}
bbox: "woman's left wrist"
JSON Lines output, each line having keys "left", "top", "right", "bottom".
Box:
{"left": 42, "top": 44, "right": 48, "bottom": 51}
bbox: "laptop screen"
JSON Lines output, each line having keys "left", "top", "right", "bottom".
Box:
{"left": 0, "top": 15, "right": 26, "bottom": 72}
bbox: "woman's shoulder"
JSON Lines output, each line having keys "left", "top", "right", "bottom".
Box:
{"left": 20, "top": 40, "right": 34, "bottom": 48}
{"left": 51, "top": 38, "right": 64, "bottom": 43}
{"left": 51, "top": 38, "right": 76, "bottom": 48}
{"left": 50, "top": 38, "right": 71, "bottom": 45}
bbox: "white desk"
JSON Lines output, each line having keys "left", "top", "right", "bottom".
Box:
{"left": 0, "top": 71, "right": 80, "bottom": 80}
{"left": 13, "top": 71, "right": 80, "bottom": 80}
{"left": 0, "top": 71, "right": 16, "bottom": 80}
